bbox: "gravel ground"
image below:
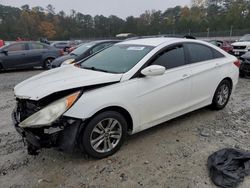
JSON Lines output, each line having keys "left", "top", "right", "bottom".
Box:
{"left": 0, "top": 70, "right": 250, "bottom": 188}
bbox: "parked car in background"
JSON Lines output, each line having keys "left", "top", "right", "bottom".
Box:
{"left": 116, "top": 33, "right": 136, "bottom": 40}
{"left": 231, "top": 34, "right": 250, "bottom": 57}
{"left": 0, "top": 41, "right": 62, "bottom": 70}
{"left": 12, "top": 38, "right": 239, "bottom": 158}
{"left": 67, "top": 43, "right": 86, "bottom": 53}
{"left": 209, "top": 40, "right": 233, "bottom": 53}
{"left": 51, "top": 40, "right": 121, "bottom": 68}
{"left": 50, "top": 41, "right": 71, "bottom": 52}
{"left": 66, "top": 40, "right": 87, "bottom": 53}
{"left": 239, "top": 52, "right": 250, "bottom": 77}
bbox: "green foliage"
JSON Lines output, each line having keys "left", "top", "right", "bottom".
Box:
{"left": 0, "top": 1, "right": 250, "bottom": 40}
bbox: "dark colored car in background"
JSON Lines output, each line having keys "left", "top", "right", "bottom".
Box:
{"left": 51, "top": 40, "right": 121, "bottom": 68}
{"left": 0, "top": 41, "right": 62, "bottom": 70}
{"left": 239, "top": 52, "right": 250, "bottom": 77}
{"left": 209, "top": 40, "right": 233, "bottom": 53}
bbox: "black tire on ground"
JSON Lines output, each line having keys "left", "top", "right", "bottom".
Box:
{"left": 79, "top": 111, "right": 128, "bottom": 159}
{"left": 211, "top": 79, "right": 232, "bottom": 110}
{"left": 43, "top": 58, "right": 54, "bottom": 70}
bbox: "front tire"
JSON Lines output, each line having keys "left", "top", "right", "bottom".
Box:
{"left": 80, "top": 111, "right": 127, "bottom": 159}
{"left": 211, "top": 80, "right": 232, "bottom": 110}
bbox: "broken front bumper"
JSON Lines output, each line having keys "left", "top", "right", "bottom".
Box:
{"left": 12, "top": 107, "right": 83, "bottom": 155}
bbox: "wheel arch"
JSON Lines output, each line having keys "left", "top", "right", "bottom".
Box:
{"left": 42, "top": 56, "right": 56, "bottom": 69}
{"left": 89, "top": 106, "right": 134, "bottom": 133}
{"left": 211, "top": 77, "right": 233, "bottom": 110}
{"left": 43, "top": 56, "right": 56, "bottom": 62}
{"left": 222, "top": 77, "right": 233, "bottom": 90}
{"left": 211, "top": 77, "right": 233, "bottom": 105}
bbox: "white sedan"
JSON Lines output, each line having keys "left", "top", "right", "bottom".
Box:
{"left": 13, "top": 38, "right": 239, "bottom": 158}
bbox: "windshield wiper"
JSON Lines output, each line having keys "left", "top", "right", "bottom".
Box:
{"left": 83, "top": 66, "right": 108, "bottom": 73}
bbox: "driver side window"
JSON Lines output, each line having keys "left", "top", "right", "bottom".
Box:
{"left": 152, "top": 45, "right": 186, "bottom": 69}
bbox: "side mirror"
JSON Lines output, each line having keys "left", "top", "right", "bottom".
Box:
{"left": 141, "top": 65, "right": 166, "bottom": 77}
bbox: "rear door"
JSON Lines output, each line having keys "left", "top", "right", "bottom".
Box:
{"left": 184, "top": 42, "right": 225, "bottom": 107}
{"left": 1, "top": 43, "right": 29, "bottom": 69}
{"left": 26, "top": 43, "right": 47, "bottom": 66}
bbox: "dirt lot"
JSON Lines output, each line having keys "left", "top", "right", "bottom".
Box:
{"left": 0, "top": 70, "right": 250, "bottom": 188}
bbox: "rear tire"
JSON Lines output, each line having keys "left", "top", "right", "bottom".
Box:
{"left": 43, "top": 58, "right": 54, "bottom": 70}
{"left": 79, "top": 111, "right": 127, "bottom": 159}
{"left": 211, "top": 80, "right": 232, "bottom": 110}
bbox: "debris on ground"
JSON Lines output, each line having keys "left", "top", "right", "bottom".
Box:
{"left": 208, "top": 148, "right": 250, "bottom": 188}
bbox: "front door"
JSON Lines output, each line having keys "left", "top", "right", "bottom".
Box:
{"left": 137, "top": 44, "right": 192, "bottom": 130}
{"left": 2, "top": 43, "right": 28, "bottom": 69}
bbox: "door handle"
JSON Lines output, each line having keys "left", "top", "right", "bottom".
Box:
{"left": 215, "top": 63, "right": 221, "bottom": 67}
{"left": 182, "top": 74, "right": 190, "bottom": 80}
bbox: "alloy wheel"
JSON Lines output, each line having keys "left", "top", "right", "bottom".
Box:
{"left": 44, "top": 58, "right": 53, "bottom": 69}
{"left": 90, "top": 118, "right": 122, "bottom": 153}
{"left": 216, "top": 84, "right": 230, "bottom": 106}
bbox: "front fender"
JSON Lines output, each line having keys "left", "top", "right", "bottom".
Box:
{"left": 63, "top": 80, "right": 139, "bottom": 131}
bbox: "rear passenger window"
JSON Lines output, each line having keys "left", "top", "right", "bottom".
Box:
{"left": 212, "top": 48, "right": 225, "bottom": 58}
{"left": 186, "top": 43, "right": 214, "bottom": 63}
{"left": 152, "top": 45, "right": 186, "bottom": 69}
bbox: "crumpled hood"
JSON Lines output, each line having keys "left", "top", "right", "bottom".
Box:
{"left": 14, "top": 66, "right": 123, "bottom": 100}
{"left": 232, "top": 41, "right": 250, "bottom": 46}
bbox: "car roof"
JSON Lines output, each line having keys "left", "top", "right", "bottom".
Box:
{"left": 118, "top": 37, "right": 194, "bottom": 47}
{"left": 90, "top": 40, "right": 121, "bottom": 44}
{"left": 6, "top": 41, "right": 49, "bottom": 46}
{"left": 51, "top": 41, "right": 69, "bottom": 44}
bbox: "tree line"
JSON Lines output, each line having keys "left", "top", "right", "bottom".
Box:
{"left": 0, "top": 0, "right": 250, "bottom": 40}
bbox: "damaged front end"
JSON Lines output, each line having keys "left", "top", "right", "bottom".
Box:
{"left": 12, "top": 91, "right": 83, "bottom": 155}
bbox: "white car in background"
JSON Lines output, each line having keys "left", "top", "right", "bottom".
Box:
{"left": 12, "top": 38, "right": 239, "bottom": 158}
{"left": 232, "top": 34, "right": 250, "bottom": 56}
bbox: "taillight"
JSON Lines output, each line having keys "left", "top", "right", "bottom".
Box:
{"left": 234, "top": 60, "right": 241, "bottom": 68}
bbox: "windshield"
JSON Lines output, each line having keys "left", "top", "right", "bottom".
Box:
{"left": 80, "top": 44, "right": 154, "bottom": 73}
{"left": 71, "top": 42, "right": 96, "bottom": 56}
{"left": 239, "top": 35, "right": 250, "bottom": 42}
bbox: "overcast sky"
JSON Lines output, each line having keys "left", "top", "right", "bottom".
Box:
{"left": 1, "top": 0, "right": 190, "bottom": 19}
